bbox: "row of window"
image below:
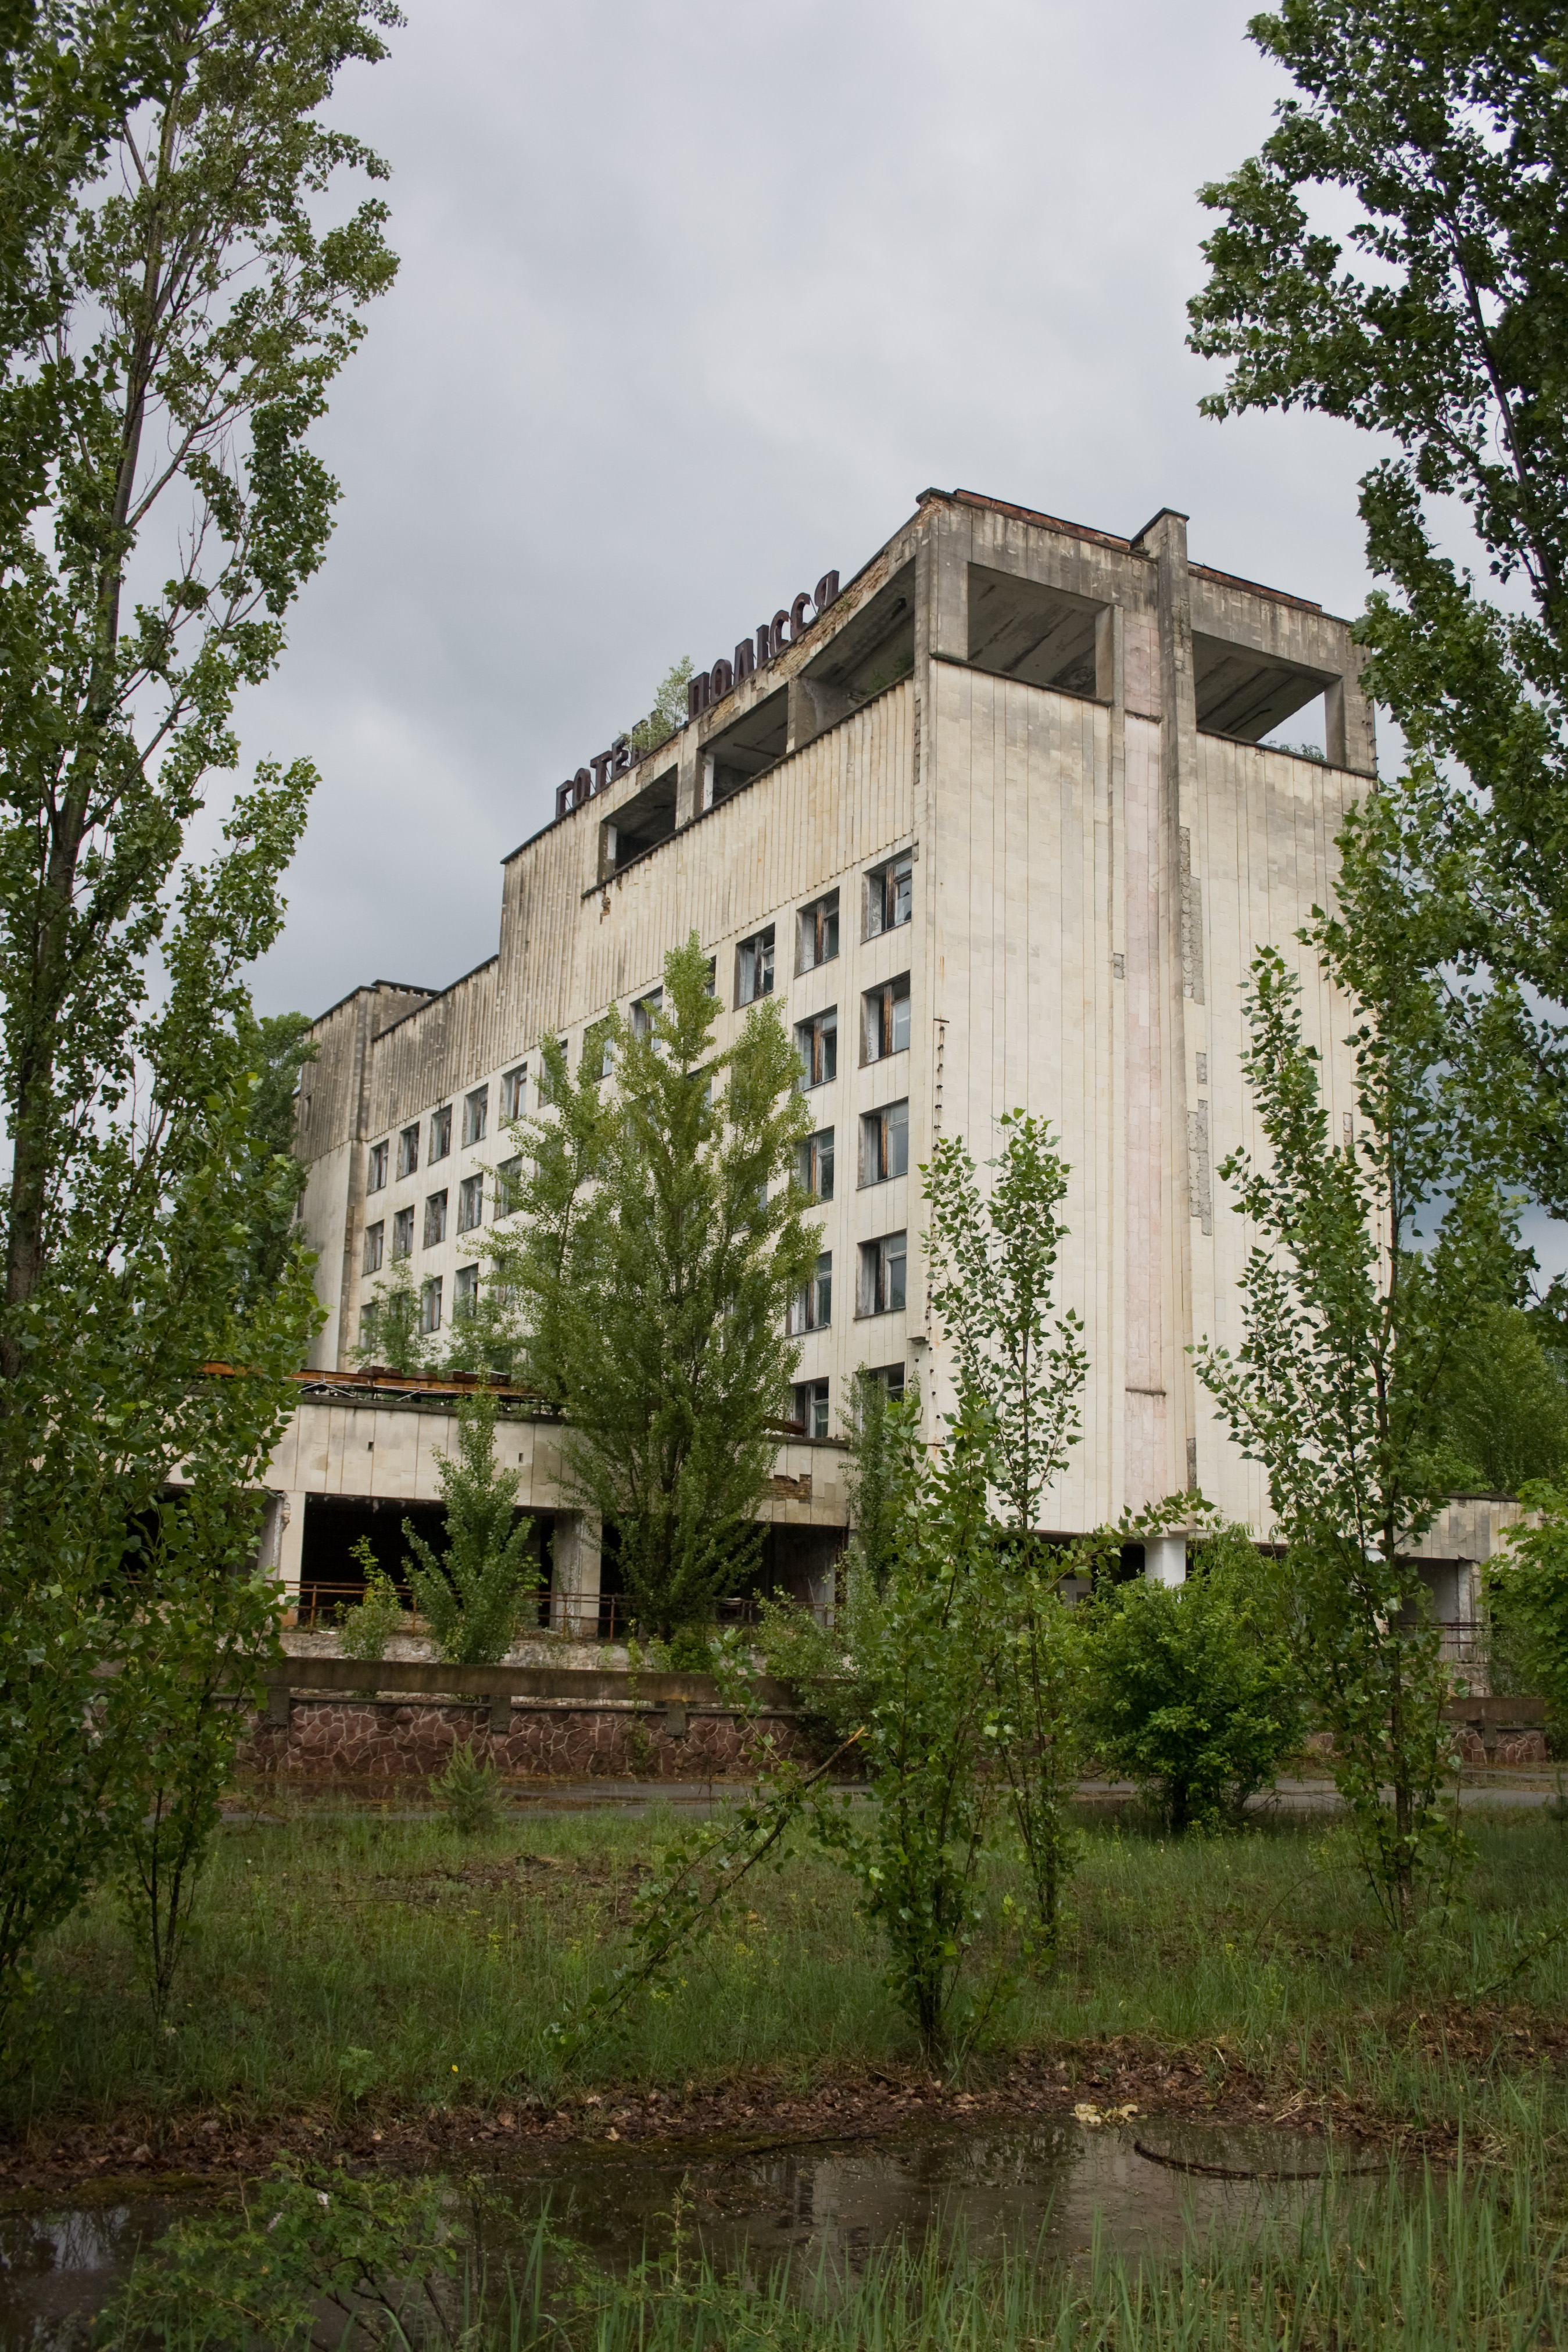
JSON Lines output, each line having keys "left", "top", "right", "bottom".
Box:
{"left": 363, "top": 1165, "right": 505, "bottom": 1271}
{"left": 796, "top": 1099, "right": 908, "bottom": 1199}
{"left": 788, "top": 1231, "right": 907, "bottom": 1333}
{"left": 367, "top": 1068, "right": 530, "bottom": 1194}
{"left": 360, "top": 1263, "right": 480, "bottom": 1347}
{"left": 793, "top": 1363, "right": 905, "bottom": 1441}
{"left": 794, "top": 974, "right": 910, "bottom": 1091}
{"left": 736, "top": 851, "right": 912, "bottom": 1010}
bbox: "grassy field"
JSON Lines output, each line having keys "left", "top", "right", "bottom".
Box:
{"left": 14, "top": 1793, "right": 1568, "bottom": 2145}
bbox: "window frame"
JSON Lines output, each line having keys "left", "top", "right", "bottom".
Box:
{"left": 500, "top": 1064, "right": 527, "bottom": 1121}
{"left": 861, "top": 973, "right": 912, "bottom": 1064}
{"left": 391, "top": 1205, "right": 414, "bottom": 1261}
{"left": 454, "top": 1263, "right": 479, "bottom": 1318}
{"left": 864, "top": 850, "right": 914, "bottom": 940}
{"left": 736, "top": 925, "right": 776, "bottom": 1007}
{"left": 423, "top": 1188, "right": 448, "bottom": 1249}
{"left": 396, "top": 1123, "right": 420, "bottom": 1180}
{"left": 429, "top": 1104, "right": 453, "bottom": 1162}
{"left": 367, "top": 1139, "right": 389, "bottom": 1193}
{"left": 860, "top": 1230, "right": 908, "bottom": 1316}
{"left": 362, "top": 1219, "right": 385, "bottom": 1276}
{"left": 789, "top": 1250, "right": 833, "bottom": 1336}
{"left": 420, "top": 1275, "right": 443, "bottom": 1335}
{"left": 463, "top": 1087, "right": 488, "bottom": 1147}
{"left": 795, "top": 1007, "right": 838, "bottom": 1090}
{"left": 860, "top": 1097, "right": 910, "bottom": 1186}
{"left": 457, "top": 1173, "right": 484, "bottom": 1233}
{"left": 797, "top": 1125, "right": 835, "bottom": 1201}
{"left": 796, "top": 890, "right": 840, "bottom": 973}
{"left": 793, "top": 1376, "right": 830, "bottom": 1440}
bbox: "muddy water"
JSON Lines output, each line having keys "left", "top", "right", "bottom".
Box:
{"left": 0, "top": 2117, "right": 1381, "bottom": 2346}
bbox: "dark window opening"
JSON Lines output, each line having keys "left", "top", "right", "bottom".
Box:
{"left": 966, "top": 564, "right": 1107, "bottom": 697}
{"left": 797, "top": 1008, "right": 837, "bottom": 1089}
{"left": 860, "top": 1098, "right": 909, "bottom": 1184}
{"left": 423, "top": 1190, "right": 447, "bottom": 1248}
{"left": 363, "top": 1220, "right": 384, "bottom": 1276}
{"left": 429, "top": 1104, "right": 452, "bottom": 1162}
{"left": 458, "top": 1173, "right": 483, "bottom": 1231}
{"left": 367, "top": 1140, "right": 389, "bottom": 1193}
{"left": 865, "top": 1361, "right": 906, "bottom": 1399}
{"left": 396, "top": 1123, "right": 419, "bottom": 1180}
{"left": 790, "top": 1251, "right": 832, "bottom": 1335}
{"left": 796, "top": 561, "right": 917, "bottom": 745}
{"left": 602, "top": 764, "right": 677, "bottom": 872}
{"left": 736, "top": 928, "right": 775, "bottom": 1006}
{"left": 1193, "top": 633, "right": 1335, "bottom": 745}
{"left": 391, "top": 1206, "right": 414, "bottom": 1260}
{"left": 700, "top": 686, "right": 788, "bottom": 807}
{"left": 797, "top": 890, "right": 839, "bottom": 972}
{"left": 860, "top": 1231, "right": 907, "bottom": 1316}
{"left": 798, "top": 1126, "right": 834, "bottom": 1200}
{"left": 794, "top": 1377, "right": 830, "bottom": 1439}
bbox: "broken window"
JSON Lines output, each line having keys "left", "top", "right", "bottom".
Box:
{"left": 736, "top": 928, "right": 775, "bottom": 1006}
{"left": 797, "top": 1126, "right": 835, "bottom": 1201}
{"left": 420, "top": 1276, "right": 442, "bottom": 1336}
{"left": 392, "top": 1207, "right": 414, "bottom": 1261}
{"left": 458, "top": 1173, "right": 483, "bottom": 1232}
{"left": 632, "top": 987, "right": 663, "bottom": 1039}
{"left": 793, "top": 1377, "right": 830, "bottom": 1440}
{"left": 860, "top": 1098, "right": 909, "bottom": 1184}
{"left": 860, "top": 1231, "right": 907, "bottom": 1316}
{"left": 867, "top": 1362, "right": 906, "bottom": 1399}
{"left": 500, "top": 1064, "right": 527, "bottom": 1121}
{"left": 396, "top": 1123, "right": 419, "bottom": 1180}
{"left": 496, "top": 1155, "right": 522, "bottom": 1216}
{"left": 797, "top": 890, "right": 839, "bottom": 973}
{"left": 796, "top": 1008, "right": 837, "bottom": 1090}
{"left": 362, "top": 1219, "right": 385, "bottom": 1276}
{"left": 454, "top": 1263, "right": 479, "bottom": 1318}
{"left": 864, "top": 853, "right": 912, "bottom": 939}
{"left": 367, "top": 1139, "right": 389, "bottom": 1193}
{"left": 789, "top": 1251, "right": 833, "bottom": 1335}
{"left": 463, "top": 1087, "right": 488, "bottom": 1146}
{"left": 429, "top": 1104, "right": 452, "bottom": 1162}
{"left": 584, "top": 1018, "right": 615, "bottom": 1082}
{"left": 862, "top": 974, "right": 911, "bottom": 1062}
{"left": 423, "top": 1190, "right": 447, "bottom": 1248}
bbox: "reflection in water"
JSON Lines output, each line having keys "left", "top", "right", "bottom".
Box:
{"left": 0, "top": 2120, "right": 1377, "bottom": 2347}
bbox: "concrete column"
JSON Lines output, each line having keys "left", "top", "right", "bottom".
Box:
{"left": 1145, "top": 1534, "right": 1187, "bottom": 1587}
{"left": 550, "top": 1510, "right": 603, "bottom": 1638}
{"left": 275, "top": 1491, "right": 305, "bottom": 1615}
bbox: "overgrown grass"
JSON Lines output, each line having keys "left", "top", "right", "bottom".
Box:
{"left": 16, "top": 1799, "right": 1568, "bottom": 2138}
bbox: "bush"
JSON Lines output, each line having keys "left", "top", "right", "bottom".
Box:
{"left": 431, "top": 1739, "right": 503, "bottom": 1835}
{"left": 339, "top": 1537, "right": 403, "bottom": 1662}
{"left": 1082, "top": 1526, "right": 1303, "bottom": 1831}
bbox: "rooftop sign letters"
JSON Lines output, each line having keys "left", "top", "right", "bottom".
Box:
{"left": 556, "top": 569, "right": 840, "bottom": 820}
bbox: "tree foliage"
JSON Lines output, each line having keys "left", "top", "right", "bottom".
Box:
{"left": 403, "top": 1388, "right": 539, "bottom": 1665}
{"left": 0, "top": 0, "right": 397, "bottom": 2018}
{"left": 1082, "top": 1527, "right": 1304, "bottom": 1832}
{"left": 491, "top": 934, "right": 819, "bottom": 1638}
{"left": 1193, "top": 946, "right": 1497, "bottom": 1927}
{"left": 1189, "top": 0, "right": 1568, "bottom": 1205}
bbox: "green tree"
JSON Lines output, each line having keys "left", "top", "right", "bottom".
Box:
{"left": 492, "top": 934, "right": 819, "bottom": 1638}
{"left": 1484, "top": 1484, "right": 1568, "bottom": 1754}
{"left": 925, "top": 1115, "right": 1090, "bottom": 1965}
{"left": 403, "top": 1388, "right": 540, "bottom": 1664}
{"left": 236, "top": 1010, "right": 318, "bottom": 1301}
{"left": 1188, "top": 0, "right": 1568, "bottom": 1205}
{"left": 0, "top": 0, "right": 396, "bottom": 2020}
{"left": 840, "top": 1366, "right": 925, "bottom": 1595}
{"left": 355, "top": 1258, "right": 433, "bottom": 1376}
{"left": 1426, "top": 1303, "right": 1568, "bottom": 1495}
{"left": 627, "top": 657, "right": 694, "bottom": 757}
{"left": 1193, "top": 946, "right": 1502, "bottom": 1929}
{"left": 1082, "top": 1527, "right": 1304, "bottom": 1833}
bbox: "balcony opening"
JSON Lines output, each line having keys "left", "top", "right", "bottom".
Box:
{"left": 602, "top": 763, "right": 677, "bottom": 874}
{"left": 1193, "top": 634, "right": 1335, "bottom": 746}
{"left": 966, "top": 564, "right": 1107, "bottom": 697}
{"left": 701, "top": 686, "right": 788, "bottom": 808}
{"left": 797, "top": 561, "right": 916, "bottom": 745}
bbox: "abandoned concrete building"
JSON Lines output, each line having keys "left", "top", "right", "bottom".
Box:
{"left": 277, "top": 485, "right": 1501, "bottom": 1634}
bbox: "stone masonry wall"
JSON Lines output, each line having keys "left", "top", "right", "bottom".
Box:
{"left": 237, "top": 1697, "right": 815, "bottom": 1781}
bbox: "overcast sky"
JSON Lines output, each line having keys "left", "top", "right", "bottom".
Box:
{"left": 236, "top": 0, "right": 1388, "bottom": 1023}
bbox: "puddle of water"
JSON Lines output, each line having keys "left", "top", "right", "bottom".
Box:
{"left": 0, "top": 2118, "right": 1385, "bottom": 2347}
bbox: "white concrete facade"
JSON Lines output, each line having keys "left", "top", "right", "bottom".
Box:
{"left": 291, "top": 488, "right": 1386, "bottom": 1562}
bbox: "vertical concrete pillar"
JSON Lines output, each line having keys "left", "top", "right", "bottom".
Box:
{"left": 550, "top": 1510, "right": 603, "bottom": 1638}
{"left": 275, "top": 1492, "right": 305, "bottom": 1616}
{"left": 1145, "top": 1534, "right": 1187, "bottom": 1587}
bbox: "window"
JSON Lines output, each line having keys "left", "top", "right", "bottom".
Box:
{"left": 860, "top": 1231, "right": 907, "bottom": 1316}
{"left": 794, "top": 1377, "right": 830, "bottom": 1440}
{"left": 454, "top": 1263, "right": 479, "bottom": 1318}
{"left": 866, "top": 1362, "right": 907, "bottom": 1399}
{"left": 463, "top": 1087, "right": 488, "bottom": 1146}
{"left": 865, "top": 850, "right": 914, "bottom": 938}
{"left": 585, "top": 1018, "right": 615, "bottom": 1081}
{"left": 797, "top": 1126, "right": 835, "bottom": 1201}
{"left": 367, "top": 1139, "right": 389, "bottom": 1193}
{"left": 429, "top": 1104, "right": 452, "bottom": 1162}
{"left": 796, "top": 1007, "right": 837, "bottom": 1089}
{"left": 704, "top": 956, "right": 718, "bottom": 996}
{"left": 392, "top": 1206, "right": 414, "bottom": 1260}
{"left": 423, "top": 1190, "right": 447, "bottom": 1248}
{"left": 736, "top": 926, "right": 775, "bottom": 1005}
{"left": 458, "top": 1173, "right": 483, "bottom": 1232}
{"left": 632, "top": 988, "right": 663, "bottom": 1039}
{"left": 362, "top": 1219, "right": 385, "bottom": 1275}
{"left": 420, "top": 1276, "right": 442, "bottom": 1336}
{"left": 862, "top": 973, "right": 911, "bottom": 1063}
{"left": 396, "top": 1123, "right": 419, "bottom": 1180}
{"left": 789, "top": 1251, "right": 832, "bottom": 1335}
{"left": 501, "top": 1064, "right": 527, "bottom": 1120}
{"left": 797, "top": 890, "right": 839, "bottom": 973}
{"left": 860, "top": 1098, "right": 909, "bottom": 1184}
{"left": 497, "top": 1155, "right": 522, "bottom": 1215}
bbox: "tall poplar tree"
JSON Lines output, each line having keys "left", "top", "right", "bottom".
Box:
{"left": 491, "top": 935, "right": 819, "bottom": 1638}
{"left": 0, "top": 0, "right": 398, "bottom": 2016}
